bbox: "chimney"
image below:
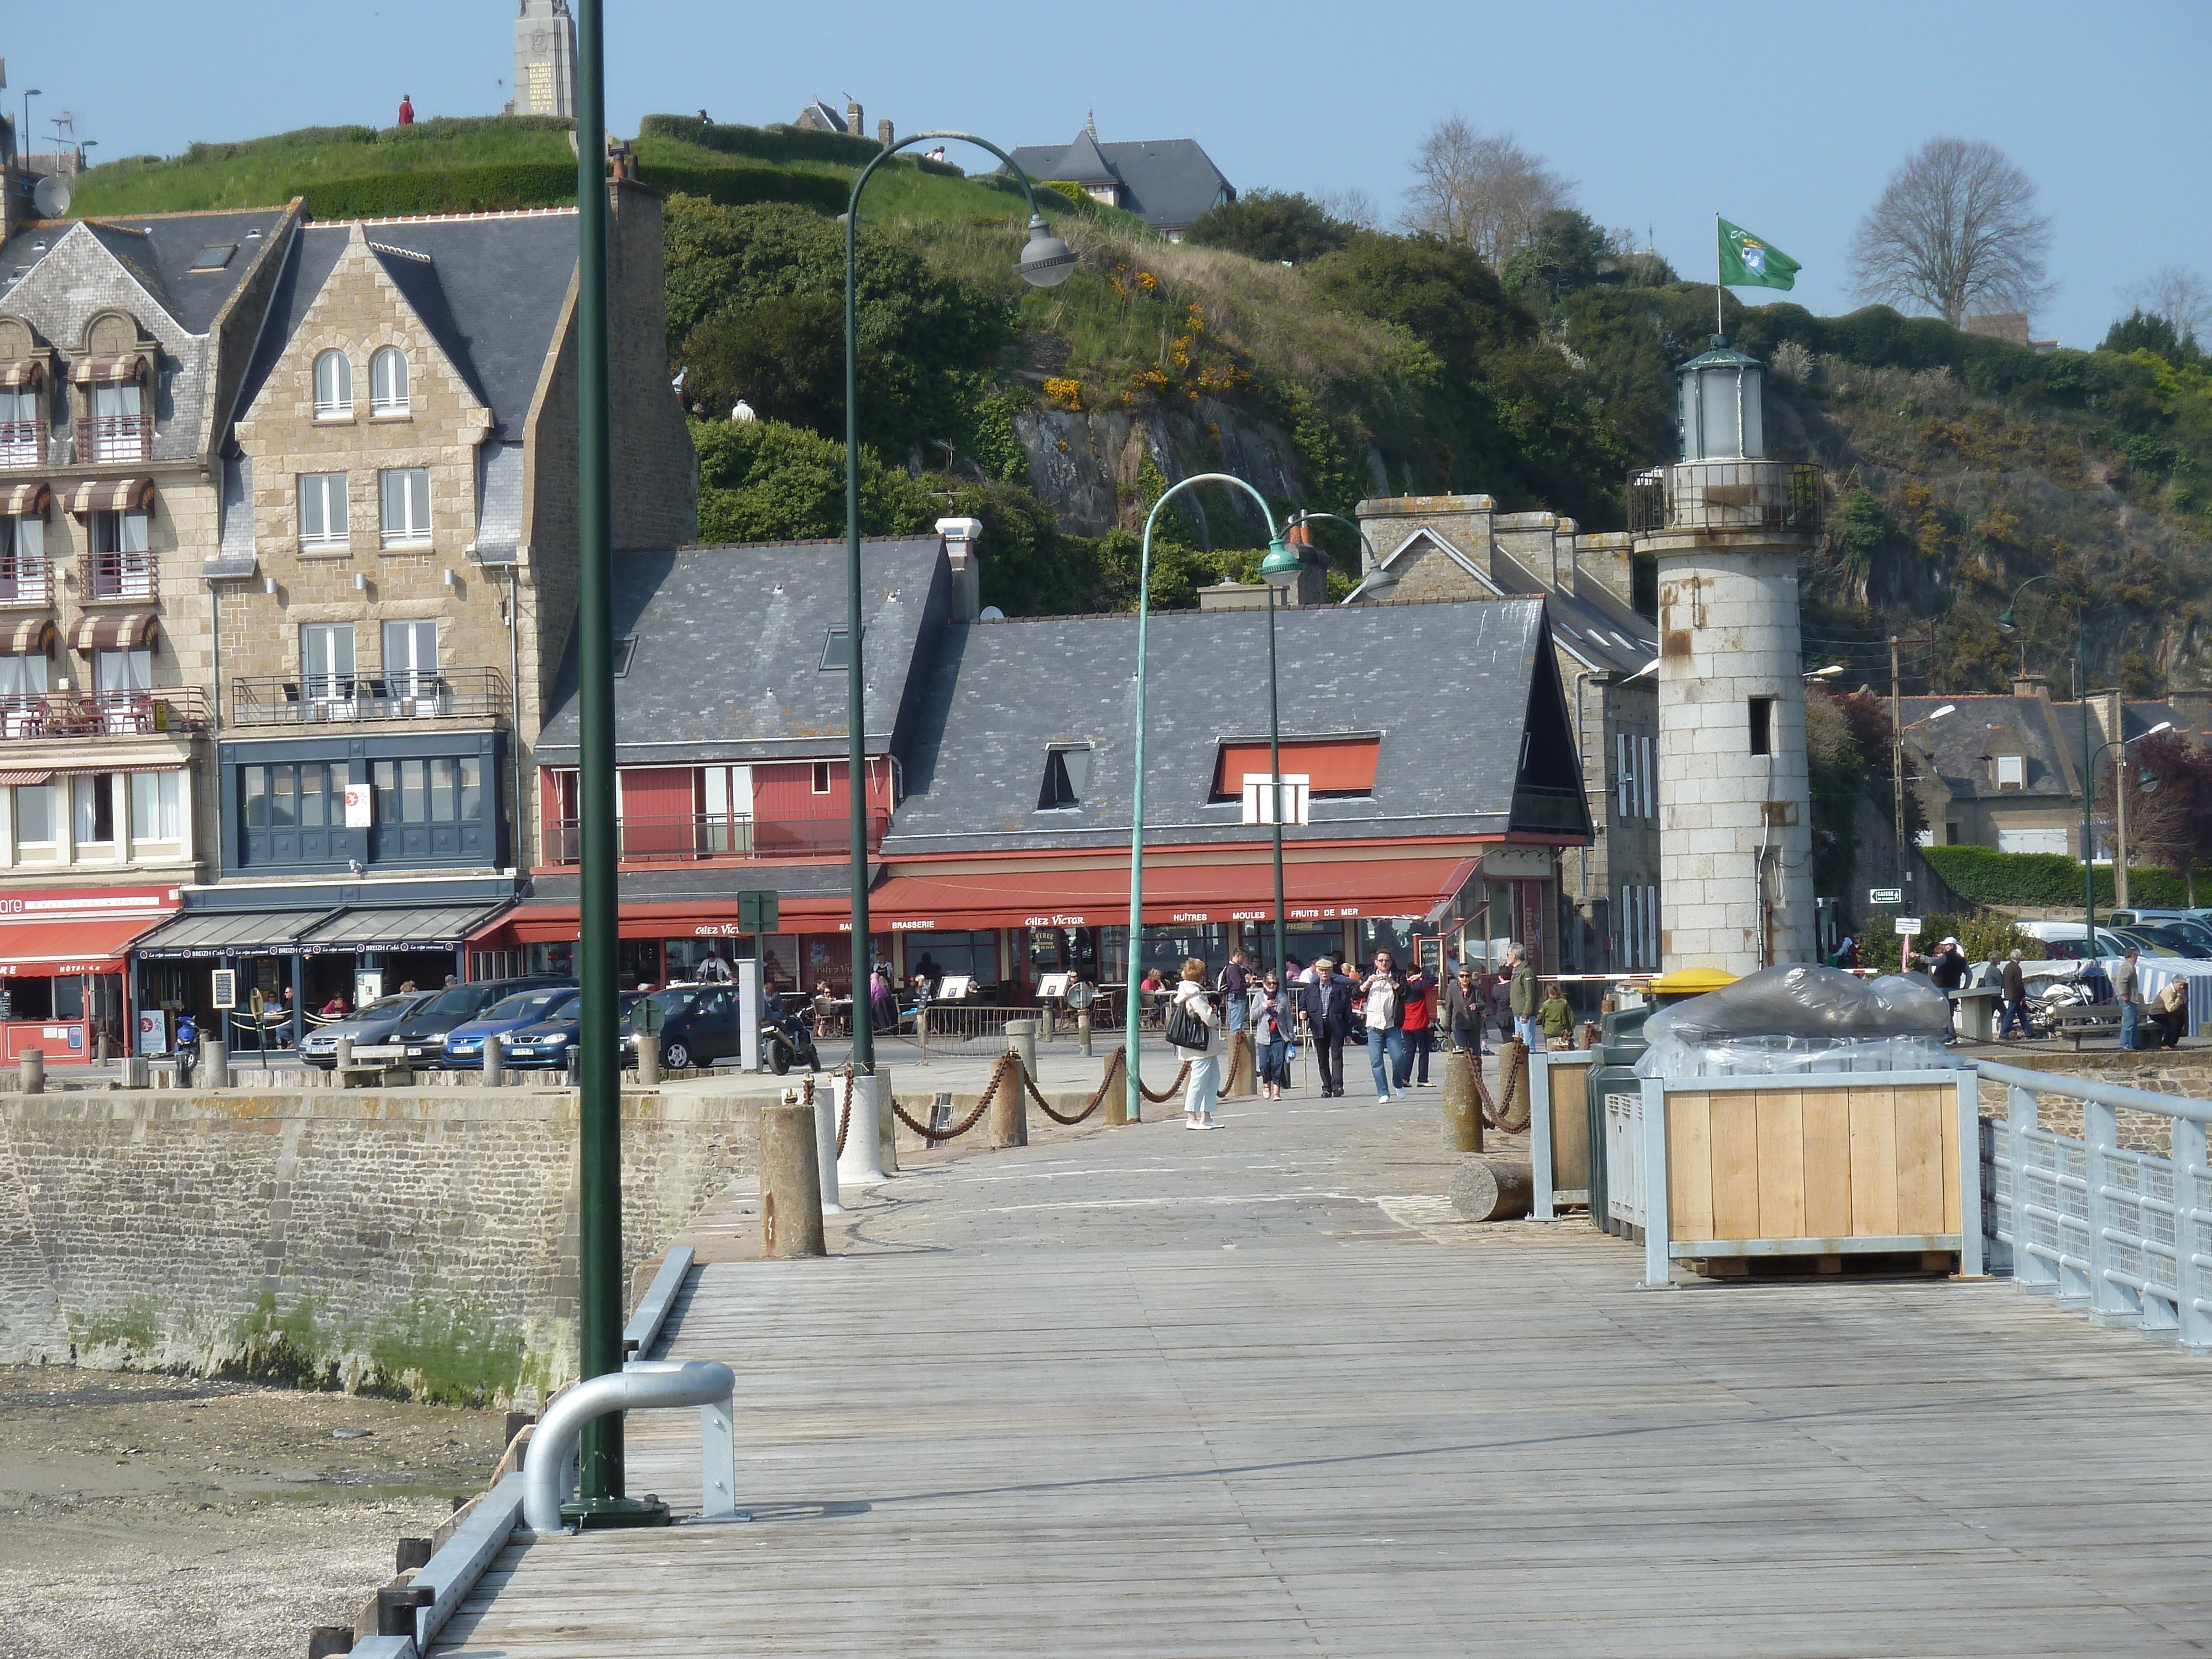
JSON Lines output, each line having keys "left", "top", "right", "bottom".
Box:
{"left": 2089, "top": 688, "right": 2124, "bottom": 744}
{"left": 1355, "top": 492, "right": 1495, "bottom": 578}
{"left": 2011, "top": 673, "right": 2050, "bottom": 702}
{"left": 877, "top": 118, "right": 894, "bottom": 150}
{"left": 1551, "top": 517, "right": 1578, "bottom": 594}
{"left": 1574, "top": 532, "right": 1634, "bottom": 608}
{"left": 937, "top": 517, "right": 984, "bottom": 620}
{"left": 2168, "top": 689, "right": 2212, "bottom": 737}
{"left": 1284, "top": 519, "right": 1328, "bottom": 607}
{"left": 847, "top": 101, "right": 864, "bottom": 141}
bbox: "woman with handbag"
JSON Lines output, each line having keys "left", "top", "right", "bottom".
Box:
{"left": 1166, "top": 957, "right": 1222, "bottom": 1130}
{"left": 1253, "top": 972, "right": 1294, "bottom": 1101}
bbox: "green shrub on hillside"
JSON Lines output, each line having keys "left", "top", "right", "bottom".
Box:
{"left": 636, "top": 162, "right": 846, "bottom": 214}
{"left": 1185, "top": 189, "right": 1354, "bottom": 266}
{"left": 640, "top": 113, "right": 890, "bottom": 170}
{"left": 305, "top": 163, "right": 578, "bottom": 220}
{"left": 1920, "top": 843, "right": 2209, "bottom": 910}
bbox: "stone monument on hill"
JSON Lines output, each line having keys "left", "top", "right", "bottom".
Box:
{"left": 508, "top": 0, "right": 577, "bottom": 120}
{"left": 1630, "top": 340, "right": 1824, "bottom": 975}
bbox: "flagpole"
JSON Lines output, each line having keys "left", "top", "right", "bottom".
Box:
{"left": 1716, "top": 211, "right": 1723, "bottom": 337}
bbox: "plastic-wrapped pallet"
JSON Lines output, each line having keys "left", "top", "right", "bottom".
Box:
{"left": 1632, "top": 963, "right": 1964, "bottom": 1079}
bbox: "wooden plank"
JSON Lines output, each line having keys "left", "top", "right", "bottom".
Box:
{"left": 1894, "top": 1083, "right": 1947, "bottom": 1234}
{"left": 1707, "top": 1089, "right": 1762, "bottom": 1240}
{"left": 1667, "top": 1089, "right": 1714, "bottom": 1242}
{"left": 1937, "top": 1081, "right": 1964, "bottom": 1236}
{"left": 1551, "top": 1062, "right": 1591, "bottom": 1192}
{"left": 1755, "top": 1089, "right": 1807, "bottom": 1241}
{"left": 1849, "top": 1084, "right": 1900, "bottom": 1237}
{"left": 1800, "top": 1086, "right": 1854, "bottom": 1239}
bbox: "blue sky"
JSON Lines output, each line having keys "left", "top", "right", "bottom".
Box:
{"left": 11, "top": 0, "right": 2210, "bottom": 348}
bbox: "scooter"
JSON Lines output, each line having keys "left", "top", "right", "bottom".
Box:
{"left": 764, "top": 1007, "right": 820, "bottom": 1075}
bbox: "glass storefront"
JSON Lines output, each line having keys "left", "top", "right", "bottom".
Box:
{"left": 905, "top": 930, "right": 999, "bottom": 994}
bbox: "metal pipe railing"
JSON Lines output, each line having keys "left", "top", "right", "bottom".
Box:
{"left": 521, "top": 1358, "right": 735, "bottom": 1531}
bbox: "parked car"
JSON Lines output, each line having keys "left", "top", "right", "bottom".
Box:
{"left": 621, "top": 982, "right": 743, "bottom": 1071}
{"left": 2017, "top": 921, "right": 2134, "bottom": 960}
{"left": 441, "top": 985, "right": 582, "bottom": 1069}
{"left": 298, "top": 991, "right": 438, "bottom": 1071}
{"left": 496, "top": 992, "right": 646, "bottom": 1071}
{"left": 2108, "top": 926, "right": 2187, "bottom": 958}
{"left": 391, "top": 976, "right": 572, "bottom": 1066}
{"left": 2112, "top": 924, "right": 2211, "bottom": 959}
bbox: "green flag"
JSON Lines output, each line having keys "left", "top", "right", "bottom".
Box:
{"left": 1718, "top": 217, "right": 1800, "bottom": 291}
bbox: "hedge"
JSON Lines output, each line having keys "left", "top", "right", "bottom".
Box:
{"left": 304, "top": 163, "right": 580, "bottom": 220}
{"left": 641, "top": 113, "right": 883, "bottom": 168}
{"left": 637, "top": 163, "right": 847, "bottom": 215}
{"left": 1921, "top": 844, "right": 2210, "bottom": 910}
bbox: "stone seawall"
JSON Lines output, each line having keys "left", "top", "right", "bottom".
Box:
{"left": 0, "top": 1086, "right": 759, "bottom": 1404}
{"left": 1975, "top": 1046, "right": 2212, "bottom": 1154}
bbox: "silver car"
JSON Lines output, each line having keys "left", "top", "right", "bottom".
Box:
{"left": 298, "top": 991, "right": 439, "bottom": 1071}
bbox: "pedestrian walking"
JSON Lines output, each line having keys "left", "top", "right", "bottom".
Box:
{"left": 1396, "top": 961, "right": 1435, "bottom": 1089}
{"left": 1359, "top": 948, "right": 1408, "bottom": 1104}
{"left": 2000, "top": 948, "right": 2030, "bottom": 1040}
{"left": 1222, "top": 947, "right": 1251, "bottom": 1036}
{"left": 1254, "top": 972, "right": 1295, "bottom": 1100}
{"left": 1538, "top": 985, "right": 1575, "bottom": 1047}
{"left": 1444, "top": 966, "right": 1486, "bottom": 1055}
{"left": 1919, "top": 935, "right": 1969, "bottom": 1042}
{"left": 1296, "top": 956, "right": 1352, "bottom": 1097}
{"left": 1167, "top": 958, "right": 1221, "bottom": 1129}
{"left": 2114, "top": 947, "right": 2142, "bottom": 1049}
{"left": 1507, "top": 946, "right": 1539, "bottom": 1050}
{"left": 1488, "top": 965, "right": 1513, "bottom": 1045}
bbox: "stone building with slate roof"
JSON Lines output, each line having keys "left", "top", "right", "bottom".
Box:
{"left": 470, "top": 517, "right": 1590, "bottom": 1001}
{"left": 1351, "top": 492, "right": 1660, "bottom": 978}
{"left": 1004, "top": 119, "right": 1234, "bottom": 239}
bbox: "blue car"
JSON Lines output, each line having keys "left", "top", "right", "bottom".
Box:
{"left": 440, "top": 985, "right": 580, "bottom": 1069}
{"left": 497, "top": 992, "right": 645, "bottom": 1071}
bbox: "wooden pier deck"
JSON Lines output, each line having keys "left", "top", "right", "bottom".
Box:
{"left": 435, "top": 1092, "right": 2212, "bottom": 1657}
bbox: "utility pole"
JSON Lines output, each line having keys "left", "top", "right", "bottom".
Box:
{"left": 1891, "top": 635, "right": 1904, "bottom": 891}
{"left": 2114, "top": 696, "right": 2132, "bottom": 911}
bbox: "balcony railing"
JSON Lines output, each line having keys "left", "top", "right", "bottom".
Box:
{"left": 1627, "top": 460, "right": 1824, "bottom": 537}
{"left": 84, "top": 551, "right": 156, "bottom": 602}
{"left": 229, "top": 666, "right": 511, "bottom": 726}
{"left": 74, "top": 413, "right": 151, "bottom": 465}
{"left": 0, "top": 421, "right": 45, "bottom": 468}
{"left": 0, "top": 557, "right": 51, "bottom": 605}
{"left": 544, "top": 811, "right": 889, "bottom": 864}
{"left": 0, "top": 685, "right": 206, "bottom": 741}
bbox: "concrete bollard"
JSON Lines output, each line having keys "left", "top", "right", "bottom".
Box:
{"left": 483, "top": 1031, "right": 503, "bottom": 1089}
{"left": 636, "top": 1032, "right": 660, "bottom": 1086}
{"left": 873, "top": 1062, "right": 898, "bottom": 1173}
{"left": 1078, "top": 1005, "right": 1092, "bottom": 1057}
{"left": 1223, "top": 1030, "right": 1256, "bottom": 1098}
{"left": 759, "top": 1100, "right": 827, "bottom": 1258}
{"left": 1004, "top": 1018, "right": 1038, "bottom": 1088}
{"left": 812, "top": 1082, "right": 844, "bottom": 1214}
{"left": 989, "top": 1046, "right": 1029, "bottom": 1148}
{"left": 201, "top": 1036, "right": 230, "bottom": 1091}
{"left": 334, "top": 1033, "right": 353, "bottom": 1082}
{"left": 1442, "top": 1046, "right": 1483, "bottom": 1154}
{"left": 95, "top": 1029, "right": 111, "bottom": 1064}
{"left": 19, "top": 1050, "right": 42, "bottom": 1094}
{"left": 1103, "top": 1048, "right": 1128, "bottom": 1126}
{"left": 836, "top": 1072, "right": 888, "bottom": 1184}
{"left": 123, "top": 1054, "right": 149, "bottom": 1089}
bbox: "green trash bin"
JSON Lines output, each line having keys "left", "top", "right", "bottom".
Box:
{"left": 1584, "top": 968, "right": 1738, "bottom": 1235}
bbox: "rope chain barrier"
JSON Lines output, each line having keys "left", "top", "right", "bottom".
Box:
{"left": 888, "top": 1050, "right": 1013, "bottom": 1144}
{"left": 1485, "top": 1040, "right": 1531, "bottom": 1131}
{"left": 1024, "top": 1045, "right": 1121, "bottom": 1125}
{"left": 1137, "top": 1058, "right": 1193, "bottom": 1104}
{"left": 835, "top": 1062, "right": 854, "bottom": 1156}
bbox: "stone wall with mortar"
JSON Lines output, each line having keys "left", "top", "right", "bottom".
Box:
{"left": 0, "top": 1085, "right": 759, "bottom": 1403}
{"left": 1975, "top": 1046, "right": 2212, "bottom": 1156}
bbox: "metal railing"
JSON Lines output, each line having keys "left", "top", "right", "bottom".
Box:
{"left": 0, "top": 685, "right": 205, "bottom": 740}
{"left": 1980, "top": 1057, "right": 2212, "bottom": 1349}
{"left": 543, "top": 811, "right": 887, "bottom": 864}
{"left": 84, "top": 551, "right": 156, "bottom": 602}
{"left": 0, "top": 556, "right": 51, "bottom": 604}
{"left": 916, "top": 996, "right": 1135, "bottom": 1056}
{"left": 0, "top": 421, "right": 45, "bottom": 468}
{"left": 1627, "top": 460, "right": 1824, "bottom": 536}
{"left": 229, "top": 666, "right": 510, "bottom": 726}
{"left": 74, "top": 413, "right": 151, "bottom": 465}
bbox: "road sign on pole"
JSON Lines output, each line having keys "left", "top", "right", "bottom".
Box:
{"left": 1869, "top": 887, "right": 1903, "bottom": 906}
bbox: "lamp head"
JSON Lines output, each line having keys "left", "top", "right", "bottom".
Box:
{"left": 1931, "top": 703, "right": 1956, "bottom": 721}
{"left": 2147, "top": 721, "right": 2174, "bottom": 737}
{"left": 1995, "top": 608, "right": 2018, "bottom": 633}
{"left": 1258, "top": 536, "right": 1301, "bottom": 591}
{"left": 1016, "top": 215, "right": 1077, "bottom": 288}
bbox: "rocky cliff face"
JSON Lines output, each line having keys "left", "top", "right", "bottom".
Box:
{"left": 1013, "top": 398, "right": 1312, "bottom": 540}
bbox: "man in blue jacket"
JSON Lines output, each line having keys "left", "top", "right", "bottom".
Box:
{"left": 1297, "top": 956, "right": 1353, "bottom": 1097}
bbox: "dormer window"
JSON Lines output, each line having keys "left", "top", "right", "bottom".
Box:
{"left": 313, "top": 350, "right": 352, "bottom": 419}
{"left": 1037, "top": 744, "right": 1092, "bottom": 811}
{"left": 370, "top": 347, "right": 409, "bottom": 415}
{"left": 1994, "top": 753, "right": 2025, "bottom": 790}
{"left": 190, "top": 244, "right": 237, "bottom": 272}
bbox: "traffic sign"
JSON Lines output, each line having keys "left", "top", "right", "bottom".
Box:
{"left": 1869, "top": 888, "right": 1903, "bottom": 905}
{"left": 1894, "top": 916, "right": 1923, "bottom": 935}
{"left": 738, "top": 889, "right": 779, "bottom": 933}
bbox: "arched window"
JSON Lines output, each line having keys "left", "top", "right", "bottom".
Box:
{"left": 312, "top": 350, "right": 352, "bottom": 418}
{"left": 370, "top": 346, "right": 409, "bottom": 415}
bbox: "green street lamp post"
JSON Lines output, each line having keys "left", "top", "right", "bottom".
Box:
{"left": 843, "top": 133, "right": 1073, "bottom": 1093}
{"left": 1124, "top": 476, "right": 1291, "bottom": 1123}
{"left": 1256, "top": 537, "right": 1304, "bottom": 985}
{"left": 568, "top": 0, "right": 662, "bottom": 1527}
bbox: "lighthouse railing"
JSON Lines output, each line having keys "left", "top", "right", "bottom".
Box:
{"left": 1628, "top": 460, "right": 1824, "bottom": 536}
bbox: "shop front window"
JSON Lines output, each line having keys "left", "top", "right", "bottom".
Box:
{"left": 1354, "top": 920, "right": 1424, "bottom": 969}
{"left": 906, "top": 930, "right": 998, "bottom": 995}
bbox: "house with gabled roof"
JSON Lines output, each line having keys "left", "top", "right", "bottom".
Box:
{"left": 1004, "top": 117, "right": 1234, "bottom": 239}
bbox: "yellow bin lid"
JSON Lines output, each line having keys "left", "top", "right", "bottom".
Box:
{"left": 1647, "top": 966, "right": 1738, "bottom": 1003}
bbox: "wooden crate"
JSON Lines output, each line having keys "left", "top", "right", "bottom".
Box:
{"left": 1528, "top": 1050, "right": 1593, "bottom": 1217}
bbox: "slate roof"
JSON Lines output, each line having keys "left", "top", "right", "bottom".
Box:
{"left": 885, "top": 598, "right": 1586, "bottom": 855}
{"left": 1003, "top": 131, "right": 1234, "bottom": 232}
{"left": 1902, "top": 693, "right": 2079, "bottom": 800}
{"left": 535, "top": 537, "right": 950, "bottom": 766}
{"left": 231, "top": 211, "right": 579, "bottom": 442}
{"left": 0, "top": 208, "right": 289, "bottom": 333}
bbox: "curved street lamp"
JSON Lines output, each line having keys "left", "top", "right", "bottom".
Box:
{"left": 1996, "top": 575, "right": 2102, "bottom": 933}
{"left": 1124, "top": 474, "right": 1291, "bottom": 1123}
{"left": 841, "top": 133, "right": 1074, "bottom": 1102}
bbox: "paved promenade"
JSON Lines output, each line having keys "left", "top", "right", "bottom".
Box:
{"left": 435, "top": 1087, "right": 2212, "bottom": 1657}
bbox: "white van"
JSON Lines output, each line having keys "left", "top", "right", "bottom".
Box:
{"left": 2017, "top": 921, "right": 2133, "bottom": 960}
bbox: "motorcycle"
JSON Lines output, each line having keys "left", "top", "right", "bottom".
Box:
{"left": 2026, "top": 974, "right": 2099, "bottom": 1039}
{"left": 764, "top": 1006, "right": 820, "bottom": 1075}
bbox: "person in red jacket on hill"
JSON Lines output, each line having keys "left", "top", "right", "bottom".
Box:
{"left": 398, "top": 94, "right": 416, "bottom": 127}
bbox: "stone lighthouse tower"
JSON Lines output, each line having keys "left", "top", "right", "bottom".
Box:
{"left": 1632, "top": 340, "right": 1822, "bottom": 974}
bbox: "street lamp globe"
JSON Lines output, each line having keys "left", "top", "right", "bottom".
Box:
{"left": 1015, "top": 216, "right": 1077, "bottom": 287}
{"left": 1257, "top": 536, "right": 1301, "bottom": 591}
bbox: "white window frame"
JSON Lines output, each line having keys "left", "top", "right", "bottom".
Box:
{"left": 313, "top": 350, "right": 352, "bottom": 419}
{"left": 14, "top": 781, "right": 56, "bottom": 847}
{"left": 299, "top": 472, "right": 348, "bottom": 548}
{"left": 301, "top": 622, "right": 356, "bottom": 701}
{"left": 1616, "top": 732, "right": 1632, "bottom": 818}
{"left": 382, "top": 618, "right": 437, "bottom": 698}
{"left": 1995, "top": 753, "right": 2026, "bottom": 789}
{"left": 379, "top": 468, "right": 432, "bottom": 548}
{"left": 130, "top": 770, "right": 182, "bottom": 843}
{"left": 369, "top": 346, "right": 409, "bottom": 415}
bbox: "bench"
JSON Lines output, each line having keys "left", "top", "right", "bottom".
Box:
{"left": 332, "top": 1043, "right": 413, "bottom": 1088}
{"left": 2051, "top": 1007, "right": 2121, "bottom": 1051}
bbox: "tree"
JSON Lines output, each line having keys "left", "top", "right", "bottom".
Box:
{"left": 2122, "top": 266, "right": 2210, "bottom": 347}
{"left": 1183, "top": 189, "right": 1354, "bottom": 265}
{"left": 1848, "top": 137, "right": 2053, "bottom": 327}
{"left": 1500, "top": 208, "right": 1612, "bottom": 301}
{"left": 2103, "top": 308, "right": 2191, "bottom": 361}
{"left": 2119, "top": 730, "right": 2212, "bottom": 903}
{"left": 1402, "top": 116, "right": 1573, "bottom": 267}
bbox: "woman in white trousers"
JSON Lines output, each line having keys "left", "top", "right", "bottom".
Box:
{"left": 1169, "top": 957, "right": 1221, "bottom": 1129}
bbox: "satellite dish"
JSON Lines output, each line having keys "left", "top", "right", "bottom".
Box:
{"left": 978, "top": 605, "right": 1004, "bottom": 620}
{"left": 31, "top": 175, "right": 70, "bottom": 218}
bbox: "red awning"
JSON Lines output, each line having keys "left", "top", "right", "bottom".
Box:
{"left": 472, "top": 894, "right": 851, "bottom": 946}
{"left": 0, "top": 911, "right": 171, "bottom": 972}
{"left": 865, "top": 855, "right": 1486, "bottom": 931}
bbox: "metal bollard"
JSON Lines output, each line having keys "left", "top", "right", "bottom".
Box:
{"left": 483, "top": 1031, "right": 503, "bottom": 1088}
{"left": 200, "top": 1035, "right": 230, "bottom": 1090}
{"left": 1042, "top": 1004, "right": 1057, "bottom": 1041}
{"left": 19, "top": 1050, "right": 42, "bottom": 1094}
{"left": 1078, "top": 1005, "right": 1092, "bottom": 1057}
{"left": 760, "top": 1100, "right": 827, "bottom": 1258}
{"left": 637, "top": 1032, "right": 660, "bottom": 1086}
{"left": 1442, "top": 1046, "right": 1483, "bottom": 1154}
{"left": 565, "top": 1043, "right": 580, "bottom": 1087}
{"left": 1004, "top": 1018, "right": 1039, "bottom": 1088}
{"left": 813, "top": 1080, "right": 843, "bottom": 1214}
{"left": 333, "top": 1033, "right": 352, "bottom": 1082}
